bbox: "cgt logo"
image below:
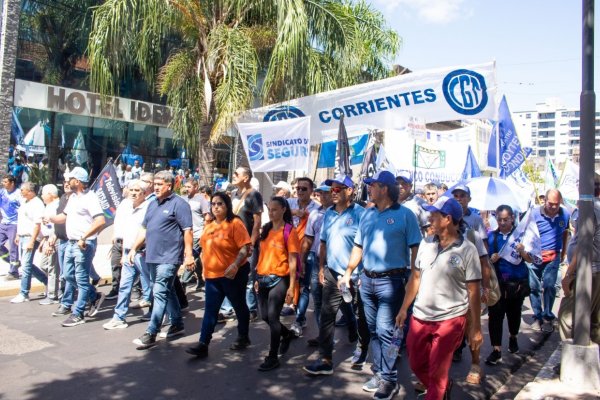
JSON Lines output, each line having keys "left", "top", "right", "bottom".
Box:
{"left": 442, "top": 69, "right": 488, "bottom": 116}
{"left": 263, "top": 106, "right": 305, "bottom": 121}
{"left": 247, "top": 134, "right": 264, "bottom": 161}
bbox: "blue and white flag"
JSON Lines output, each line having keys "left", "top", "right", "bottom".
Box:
{"left": 498, "top": 207, "right": 542, "bottom": 265}
{"left": 461, "top": 145, "right": 482, "bottom": 181}
{"left": 72, "top": 130, "right": 88, "bottom": 166}
{"left": 488, "top": 96, "right": 528, "bottom": 177}
{"left": 237, "top": 116, "right": 311, "bottom": 172}
{"left": 544, "top": 158, "right": 560, "bottom": 190}
{"left": 317, "top": 133, "right": 368, "bottom": 169}
{"left": 11, "top": 109, "right": 24, "bottom": 144}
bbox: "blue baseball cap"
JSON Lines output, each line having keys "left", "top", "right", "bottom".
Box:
{"left": 451, "top": 183, "right": 471, "bottom": 196}
{"left": 315, "top": 182, "right": 331, "bottom": 192}
{"left": 395, "top": 170, "right": 413, "bottom": 184}
{"left": 324, "top": 174, "right": 354, "bottom": 188}
{"left": 422, "top": 196, "right": 463, "bottom": 221}
{"left": 364, "top": 170, "right": 396, "bottom": 186}
{"left": 65, "top": 167, "right": 89, "bottom": 183}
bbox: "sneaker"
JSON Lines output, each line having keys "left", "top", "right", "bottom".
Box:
{"left": 485, "top": 349, "right": 502, "bottom": 365}
{"left": 351, "top": 346, "right": 368, "bottom": 367}
{"left": 87, "top": 293, "right": 105, "bottom": 317}
{"left": 139, "top": 311, "right": 151, "bottom": 321}
{"left": 103, "top": 318, "right": 128, "bottom": 330}
{"left": 362, "top": 374, "right": 381, "bottom": 392}
{"left": 508, "top": 336, "right": 519, "bottom": 353}
{"left": 307, "top": 337, "right": 319, "bottom": 347}
{"left": 131, "top": 299, "right": 152, "bottom": 309}
{"left": 186, "top": 342, "right": 208, "bottom": 358}
{"left": 39, "top": 297, "right": 58, "bottom": 305}
{"left": 131, "top": 290, "right": 142, "bottom": 301}
{"left": 279, "top": 331, "right": 294, "bottom": 355}
{"left": 249, "top": 310, "right": 259, "bottom": 322}
{"left": 373, "top": 379, "right": 399, "bottom": 400}
{"left": 290, "top": 321, "right": 303, "bottom": 337}
{"left": 280, "top": 305, "right": 295, "bottom": 316}
{"left": 541, "top": 320, "right": 555, "bottom": 333}
{"left": 133, "top": 332, "right": 157, "bottom": 349}
{"left": 531, "top": 319, "right": 543, "bottom": 331}
{"left": 159, "top": 324, "right": 185, "bottom": 338}
{"left": 10, "top": 293, "right": 29, "bottom": 303}
{"left": 258, "top": 356, "right": 280, "bottom": 371}
{"left": 52, "top": 304, "right": 71, "bottom": 316}
{"left": 335, "top": 315, "right": 347, "bottom": 327}
{"left": 62, "top": 313, "right": 85, "bottom": 327}
{"left": 5, "top": 273, "right": 21, "bottom": 281}
{"left": 105, "top": 290, "right": 119, "bottom": 300}
{"left": 217, "top": 311, "right": 236, "bottom": 324}
{"left": 303, "top": 359, "right": 334, "bottom": 376}
{"left": 230, "top": 336, "right": 251, "bottom": 350}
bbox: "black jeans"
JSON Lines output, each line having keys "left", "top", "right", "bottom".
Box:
{"left": 257, "top": 276, "right": 291, "bottom": 358}
{"left": 488, "top": 293, "right": 525, "bottom": 346}
{"left": 110, "top": 241, "right": 123, "bottom": 292}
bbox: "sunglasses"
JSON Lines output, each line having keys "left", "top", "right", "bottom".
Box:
{"left": 330, "top": 186, "right": 347, "bottom": 193}
{"left": 295, "top": 186, "right": 309, "bottom": 192}
{"left": 211, "top": 201, "right": 225, "bottom": 207}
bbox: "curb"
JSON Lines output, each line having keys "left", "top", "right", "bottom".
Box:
{"left": 0, "top": 276, "right": 113, "bottom": 298}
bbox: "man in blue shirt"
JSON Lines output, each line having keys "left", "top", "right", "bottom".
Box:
{"left": 530, "top": 188, "right": 570, "bottom": 332}
{"left": 303, "top": 175, "right": 365, "bottom": 377}
{"left": 0, "top": 175, "right": 21, "bottom": 278}
{"left": 128, "top": 170, "right": 194, "bottom": 349}
{"left": 341, "top": 170, "right": 422, "bottom": 400}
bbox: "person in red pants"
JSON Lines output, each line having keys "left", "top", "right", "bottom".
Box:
{"left": 397, "top": 197, "right": 483, "bottom": 399}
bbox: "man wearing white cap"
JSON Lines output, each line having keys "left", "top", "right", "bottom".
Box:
{"left": 46, "top": 167, "right": 106, "bottom": 327}
{"left": 273, "top": 181, "right": 292, "bottom": 199}
{"left": 396, "top": 171, "right": 429, "bottom": 236}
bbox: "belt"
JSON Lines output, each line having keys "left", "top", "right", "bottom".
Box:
{"left": 363, "top": 268, "right": 408, "bottom": 279}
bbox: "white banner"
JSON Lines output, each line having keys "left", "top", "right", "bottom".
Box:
{"left": 498, "top": 208, "right": 542, "bottom": 265}
{"left": 237, "top": 117, "right": 311, "bottom": 172}
{"left": 558, "top": 160, "right": 579, "bottom": 209}
{"left": 240, "top": 62, "right": 497, "bottom": 143}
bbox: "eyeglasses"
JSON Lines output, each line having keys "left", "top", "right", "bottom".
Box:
{"left": 295, "top": 186, "right": 309, "bottom": 192}
{"left": 211, "top": 201, "right": 225, "bottom": 207}
{"left": 330, "top": 186, "right": 347, "bottom": 193}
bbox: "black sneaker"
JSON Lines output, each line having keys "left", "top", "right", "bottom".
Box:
{"left": 62, "top": 313, "right": 85, "bottom": 327}
{"left": 258, "top": 356, "right": 280, "bottom": 371}
{"left": 159, "top": 324, "right": 185, "bottom": 339}
{"left": 52, "top": 304, "right": 71, "bottom": 317}
{"left": 485, "top": 349, "right": 502, "bottom": 365}
{"left": 87, "top": 293, "right": 105, "bottom": 317}
{"left": 279, "top": 331, "right": 294, "bottom": 355}
{"left": 186, "top": 342, "right": 209, "bottom": 358}
{"left": 217, "top": 311, "right": 236, "bottom": 324}
{"left": 105, "top": 290, "right": 119, "bottom": 300}
{"left": 508, "top": 336, "right": 519, "bottom": 353}
{"left": 351, "top": 346, "right": 368, "bottom": 367}
{"left": 230, "top": 336, "right": 251, "bottom": 350}
{"left": 133, "top": 332, "right": 157, "bottom": 350}
{"left": 303, "top": 359, "right": 333, "bottom": 376}
{"left": 307, "top": 337, "right": 319, "bottom": 347}
{"left": 249, "top": 310, "right": 259, "bottom": 322}
{"left": 373, "top": 379, "right": 399, "bottom": 400}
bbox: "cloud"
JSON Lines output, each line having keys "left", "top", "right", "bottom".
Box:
{"left": 372, "top": 0, "right": 473, "bottom": 25}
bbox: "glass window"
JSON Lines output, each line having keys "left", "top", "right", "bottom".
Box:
{"left": 538, "top": 121, "right": 555, "bottom": 128}
{"left": 570, "top": 120, "right": 580, "bottom": 128}
{"left": 539, "top": 112, "right": 555, "bottom": 119}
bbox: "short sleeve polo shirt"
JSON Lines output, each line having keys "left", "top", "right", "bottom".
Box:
{"left": 413, "top": 235, "right": 482, "bottom": 322}
{"left": 143, "top": 194, "right": 192, "bottom": 265}
{"left": 320, "top": 203, "right": 365, "bottom": 275}
{"left": 533, "top": 206, "right": 570, "bottom": 251}
{"left": 354, "top": 204, "right": 422, "bottom": 273}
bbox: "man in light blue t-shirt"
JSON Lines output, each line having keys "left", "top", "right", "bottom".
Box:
{"left": 0, "top": 175, "right": 21, "bottom": 278}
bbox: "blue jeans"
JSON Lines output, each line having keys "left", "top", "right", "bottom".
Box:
{"left": 146, "top": 263, "right": 182, "bottom": 335}
{"left": 19, "top": 238, "right": 47, "bottom": 296}
{"left": 528, "top": 258, "right": 560, "bottom": 321}
{"left": 359, "top": 271, "right": 406, "bottom": 384}
{"left": 245, "top": 244, "right": 259, "bottom": 313}
{"left": 296, "top": 252, "right": 316, "bottom": 325}
{"left": 61, "top": 240, "right": 98, "bottom": 316}
{"left": 113, "top": 252, "right": 152, "bottom": 321}
{"left": 200, "top": 263, "right": 250, "bottom": 345}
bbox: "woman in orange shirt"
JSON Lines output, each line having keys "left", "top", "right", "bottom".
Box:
{"left": 186, "top": 192, "right": 252, "bottom": 358}
{"left": 255, "top": 196, "right": 300, "bottom": 371}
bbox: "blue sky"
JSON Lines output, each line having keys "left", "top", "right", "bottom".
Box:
{"left": 370, "top": 0, "right": 598, "bottom": 112}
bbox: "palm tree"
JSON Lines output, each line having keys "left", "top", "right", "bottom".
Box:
{"left": 87, "top": 0, "right": 400, "bottom": 183}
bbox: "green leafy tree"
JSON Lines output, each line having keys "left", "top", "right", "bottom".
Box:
{"left": 87, "top": 0, "right": 400, "bottom": 183}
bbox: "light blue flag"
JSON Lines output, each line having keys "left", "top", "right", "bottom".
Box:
{"left": 461, "top": 145, "right": 482, "bottom": 181}
{"left": 492, "top": 96, "right": 528, "bottom": 178}
{"left": 317, "top": 133, "right": 369, "bottom": 169}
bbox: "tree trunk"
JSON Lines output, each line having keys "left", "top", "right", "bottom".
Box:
{"left": 197, "top": 123, "right": 214, "bottom": 187}
{"left": 47, "top": 113, "right": 61, "bottom": 183}
{"left": 0, "top": 0, "right": 22, "bottom": 173}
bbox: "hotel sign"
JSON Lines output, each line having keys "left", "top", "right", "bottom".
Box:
{"left": 14, "top": 79, "right": 173, "bottom": 127}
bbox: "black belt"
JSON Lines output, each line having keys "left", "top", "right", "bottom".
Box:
{"left": 363, "top": 268, "right": 408, "bottom": 279}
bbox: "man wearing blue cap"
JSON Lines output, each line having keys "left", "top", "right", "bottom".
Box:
{"left": 397, "top": 196, "right": 482, "bottom": 400}
{"left": 339, "top": 170, "right": 422, "bottom": 399}
{"left": 303, "top": 174, "right": 364, "bottom": 377}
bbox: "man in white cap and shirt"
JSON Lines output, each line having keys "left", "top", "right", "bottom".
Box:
{"left": 273, "top": 181, "right": 292, "bottom": 199}
{"left": 46, "top": 167, "right": 106, "bottom": 327}
{"left": 396, "top": 171, "right": 429, "bottom": 236}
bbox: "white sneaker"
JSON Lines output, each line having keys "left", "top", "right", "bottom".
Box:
{"left": 290, "top": 321, "right": 303, "bottom": 337}
{"left": 10, "top": 293, "right": 29, "bottom": 303}
{"left": 103, "top": 318, "right": 128, "bottom": 330}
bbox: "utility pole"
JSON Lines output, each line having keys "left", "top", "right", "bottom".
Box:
{"left": 560, "top": 0, "right": 600, "bottom": 390}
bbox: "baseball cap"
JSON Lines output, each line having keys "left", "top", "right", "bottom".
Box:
{"left": 364, "top": 170, "right": 396, "bottom": 186}
{"left": 395, "top": 170, "right": 413, "bottom": 184}
{"left": 422, "top": 196, "right": 463, "bottom": 221}
{"left": 451, "top": 183, "right": 471, "bottom": 196}
{"left": 324, "top": 174, "right": 354, "bottom": 188}
{"left": 273, "top": 181, "right": 292, "bottom": 192}
{"left": 65, "top": 167, "right": 89, "bottom": 183}
{"left": 315, "top": 182, "right": 331, "bottom": 192}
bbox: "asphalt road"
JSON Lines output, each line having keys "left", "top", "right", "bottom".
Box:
{"left": 0, "top": 287, "right": 559, "bottom": 400}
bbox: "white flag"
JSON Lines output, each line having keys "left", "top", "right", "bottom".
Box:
{"left": 237, "top": 117, "right": 311, "bottom": 172}
{"left": 498, "top": 207, "right": 542, "bottom": 265}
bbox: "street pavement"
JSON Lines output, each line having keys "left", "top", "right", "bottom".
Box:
{"left": 0, "top": 277, "right": 570, "bottom": 400}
